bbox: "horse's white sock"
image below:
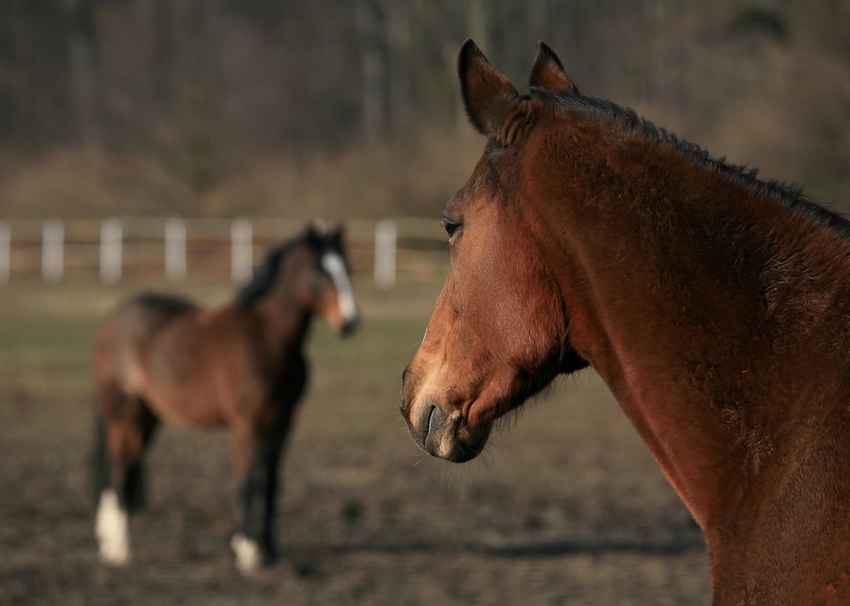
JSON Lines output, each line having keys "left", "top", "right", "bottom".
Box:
{"left": 96, "top": 489, "right": 131, "bottom": 564}
{"left": 231, "top": 532, "right": 262, "bottom": 573}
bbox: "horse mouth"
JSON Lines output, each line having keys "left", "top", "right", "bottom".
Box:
{"left": 415, "top": 399, "right": 492, "bottom": 463}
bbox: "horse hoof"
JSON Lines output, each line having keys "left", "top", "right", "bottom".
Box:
{"left": 99, "top": 542, "right": 131, "bottom": 565}
{"left": 231, "top": 533, "right": 262, "bottom": 573}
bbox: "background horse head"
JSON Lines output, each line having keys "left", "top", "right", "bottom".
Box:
{"left": 93, "top": 221, "right": 357, "bottom": 572}
{"left": 236, "top": 221, "right": 358, "bottom": 337}
{"left": 401, "top": 40, "right": 850, "bottom": 603}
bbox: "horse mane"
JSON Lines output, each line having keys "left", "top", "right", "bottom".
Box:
{"left": 235, "top": 238, "right": 301, "bottom": 308}
{"left": 533, "top": 88, "right": 850, "bottom": 241}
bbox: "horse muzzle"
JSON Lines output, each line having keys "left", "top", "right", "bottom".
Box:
{"left": 340, "top": 316, "right": 358, "bottom": 337}
{"left": 400, "top": 369, "right": 492, "bottom": 463}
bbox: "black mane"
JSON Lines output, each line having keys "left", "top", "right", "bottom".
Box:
{"left": 235, "top": 238, "right": 300, "bottom": 308}
{"left": 532, "top": 88, "right": 850, "bottom": 241}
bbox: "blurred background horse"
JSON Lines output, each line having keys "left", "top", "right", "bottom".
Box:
{"left": 92, "top": 222, "right": 357, "bottom": 572}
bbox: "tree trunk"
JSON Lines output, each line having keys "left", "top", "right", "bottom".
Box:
{"left": 69, "top": 0, "right": 103, "bottom": 151}
{"left": 357, "top": 0, "right": 390, "bottom": 143}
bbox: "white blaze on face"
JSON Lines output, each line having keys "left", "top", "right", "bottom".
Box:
{"left": 96, "top": 489, "right": 131, "bottom": 565}
{"left": 321, "top": 251, "right": 357, "bottom": 324}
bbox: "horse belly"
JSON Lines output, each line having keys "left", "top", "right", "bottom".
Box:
{"left": 144, "top": 378, "right": 230, "bottom": 428}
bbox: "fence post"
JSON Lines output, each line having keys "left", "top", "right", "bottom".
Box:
{"left": 0, "top": 222, "right": 9, "bottom": 284}
{"left": 100, "top": 218, "right": 122, "bottom": 284}
{"left": 374, "top": 219, "right": 397, "bottom": 289}
{"left": 231, "top": 218, "right": 253, "bottom": 284}
{"left": 42, "top": 220, "right": 64, "bottom": 283}
{"left": 164, "top": 218, "right": 186, "bottom": 282}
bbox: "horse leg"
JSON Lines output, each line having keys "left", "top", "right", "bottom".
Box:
{"left": 93, "top": 384, "right": 159, "bottom": 565}
{"left": 229, "top": 420, "right": 266, "bottom": 572}
{"left": 257, "top": 418, "right": 292, "bottom": 561}
{"left": 230, "top": 407, "right": 295, "bottom": 572}
{"left": 93, "top": 411, "right": 130, "bottom": 565}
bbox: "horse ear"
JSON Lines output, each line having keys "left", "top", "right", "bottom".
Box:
{"left": 458, "top": 39, "right": 520, "bottom": 139}
{"left": 529, "top": 41, "right": 578, "bottom": 93}
{"left": 308, "top": 218, "right": 328, "bottom": 235}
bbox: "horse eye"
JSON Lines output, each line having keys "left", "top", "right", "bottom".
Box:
{"left": 442, "top": 216, "right": 461, "bottom": 238}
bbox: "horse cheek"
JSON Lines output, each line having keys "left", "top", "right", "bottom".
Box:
{"left": 481, "top": 264, "right": 540, "bottom": 360}
{"left": 319, "top": 290, "right": 343, "bottom": 330}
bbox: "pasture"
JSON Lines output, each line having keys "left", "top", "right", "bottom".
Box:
{"left": 0, "top": 274, "right": 709, "bottom": 605}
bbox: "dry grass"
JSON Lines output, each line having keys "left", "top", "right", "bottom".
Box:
{"left": 0, "top": 124, "right": 485, "bottom": 222}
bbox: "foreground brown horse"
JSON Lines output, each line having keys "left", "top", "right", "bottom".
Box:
{"left": 401, "top": 40, "right": 850, "bottom": 604}
{"left": 93, "top": 222, "right": 357, "bottom": 571}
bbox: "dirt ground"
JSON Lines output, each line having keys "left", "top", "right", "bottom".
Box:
{"left": 0, "top": 279, "right": 711, "bottom": 605}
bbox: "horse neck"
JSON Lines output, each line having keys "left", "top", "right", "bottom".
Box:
{"left": 532, "top": 131, "right": 850, "bottom": 527}
{"left": 251, "top": 256, "right": 314, "bottom": 355}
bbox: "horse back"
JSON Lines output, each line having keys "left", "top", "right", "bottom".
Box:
{"left": 94, "top": 293, "right": 199, "bottom": 358}
{"left": 93, "top": 292, "right": 235, "bottom": 425}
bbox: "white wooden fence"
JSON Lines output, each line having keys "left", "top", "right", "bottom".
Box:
{"left": 0, "top": 217, "right": 446, "bottom": 288}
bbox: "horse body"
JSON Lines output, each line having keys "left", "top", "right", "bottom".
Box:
{"left": 401, "top": 40, "right": 850, "bottom": 603}
{"left": 93, "top": 223, "right": 357, "bottom": 571}
{"left": 98, "top": 293, "right": 307, "bottom": 428}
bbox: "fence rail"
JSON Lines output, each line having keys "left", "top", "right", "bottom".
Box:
{"left": 0, "top": 217, "right": 448, "bottom": 288}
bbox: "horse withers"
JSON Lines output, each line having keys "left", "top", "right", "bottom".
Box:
{"left": 401, "top": 40, "right": 850, "bottom": 603}
{"left": 92, "top": 222, "right": 358, "bottom": 572}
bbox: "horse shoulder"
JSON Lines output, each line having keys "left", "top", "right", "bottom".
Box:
{"left": 242, "top": 308, "right": 309, "bottom": 405}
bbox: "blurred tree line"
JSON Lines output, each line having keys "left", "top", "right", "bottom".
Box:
{"left": 0, "top": 0, "right": 848, "bottom": 217}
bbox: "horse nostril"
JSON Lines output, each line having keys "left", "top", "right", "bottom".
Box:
{"left": 426, "top": 405, "right": 436, "bottom": 437}
{"left": 423, "top": 403, "right": 442, "bottom": 454}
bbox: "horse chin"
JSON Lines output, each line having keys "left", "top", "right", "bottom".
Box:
{"left": 325, "top": 313, "right": 358, "bottom": 337}
{"left": 416, "top": 400, "right": 493, "bottom": 463}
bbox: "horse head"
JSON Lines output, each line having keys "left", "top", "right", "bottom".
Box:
{"left": 400, "top": 41, "right": 588, "bottom": 462}
{"left": 303, "top": 221, "right": 359, "bottom": 337}
{"left": 239, "top": 221, "right": 358, "bottom": 337}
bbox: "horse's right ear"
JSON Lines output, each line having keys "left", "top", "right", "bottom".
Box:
{"left": 529, "top": 42, "right": 578, "bottom": 93}
{"left": 458, "top": 39, "right": 520, "bottom": 140}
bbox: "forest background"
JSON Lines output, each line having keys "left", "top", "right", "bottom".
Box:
{"left": 0, "top": 0, "right": 848, "bottom": 222}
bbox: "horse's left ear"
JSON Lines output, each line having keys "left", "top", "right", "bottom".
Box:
{"left": 458, "top": 39, "right": 520, "bottom": 140}
{"left": 529, "top": 41, "right": 578, "bottom": 93}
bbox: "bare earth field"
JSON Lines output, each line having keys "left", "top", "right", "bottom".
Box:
{"left": 0, "top": 275, "right": 710, "bottom": 605}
